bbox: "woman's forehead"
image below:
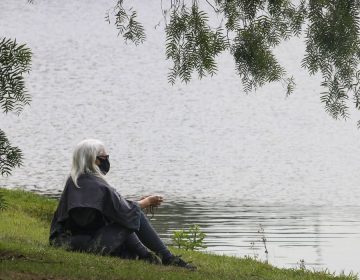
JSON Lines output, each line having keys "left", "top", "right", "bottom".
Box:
{"left": 97, "top": 148, "right": 107, "bottom": 156}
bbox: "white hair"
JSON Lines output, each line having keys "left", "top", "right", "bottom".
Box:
{"left": 70, "top": 139, "right": 107, "bottom": 187}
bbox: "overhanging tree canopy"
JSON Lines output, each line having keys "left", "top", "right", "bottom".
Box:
{"left": 109, "top": 0, "right": 360, "bottom": 122}
{"left": 2, "top": 0, "right": 360, "bottom": 175}
{"left": 0, "top": 38, "right": 31, "bottom": 176}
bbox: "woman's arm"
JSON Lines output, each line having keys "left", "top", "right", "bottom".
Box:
{"left": 137, "top": 195, "right": 163, "bottom": 209}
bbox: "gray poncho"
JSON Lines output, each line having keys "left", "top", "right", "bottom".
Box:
{"left": 50, "top": 173, "right": 141, "bottom": 243}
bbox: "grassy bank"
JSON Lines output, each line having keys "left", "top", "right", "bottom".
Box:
{"left": 0, "top": 189, "right": 357, "bottom": 280}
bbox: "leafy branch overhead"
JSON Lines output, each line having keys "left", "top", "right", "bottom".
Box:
{"left": 0, "top": 129, "right": 23, "bottom": 176}
{"left": 112, "top": 0, "right": 360, "bottom": 121}
{"left": 106, "top": 0, "right": 146, "bottom": 46}
{"left": 0, "top": 38, "right": 31, "bottom": 114}
{"left": 165, "top": 5, "right": 227, "bottom": 84}
{"left": 0, "top": 38, "right": 32, "bottom": 176}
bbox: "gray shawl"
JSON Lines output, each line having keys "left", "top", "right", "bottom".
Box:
{"left": 50, "top": 173, "right": 141, "bottom": 241}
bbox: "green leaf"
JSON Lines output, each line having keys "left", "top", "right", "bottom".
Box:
{"left": 0, "top": 129, "right": 23, "bottom": 176}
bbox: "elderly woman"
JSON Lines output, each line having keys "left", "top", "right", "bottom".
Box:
{"left": 50, "top": 139, "right": 195, "bottom": 270}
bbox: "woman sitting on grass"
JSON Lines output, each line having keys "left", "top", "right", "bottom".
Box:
{"left": 49, "top": 139, "right": 195, "bottom": 270}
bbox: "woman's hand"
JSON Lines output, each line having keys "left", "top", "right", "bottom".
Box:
{"left": 147, "top": 195, "right": 163, "bottom": 207}
{"left": 138, "top": 195, "right": 163, "bottom": 209}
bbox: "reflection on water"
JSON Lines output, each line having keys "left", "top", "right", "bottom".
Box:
{"left": 21, "top": 187, "right": 360, "bottom": 275}
{"left": 149, "top": 201, "right": 360, "bottom": 273}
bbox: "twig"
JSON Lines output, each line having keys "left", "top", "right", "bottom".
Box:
{"left": 205, "top": 0, "right": 219, "bottom": 13}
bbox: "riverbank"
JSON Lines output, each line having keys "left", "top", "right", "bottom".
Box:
{"left": 0, "top": 189, "right": 357, "bottom": 280}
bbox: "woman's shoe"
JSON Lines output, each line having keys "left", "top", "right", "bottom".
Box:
{"left": 163, "top": 255, "right": 197, "bottom": 271}
{"left": 140, "top": 251, "right": 162, "bottom": 265}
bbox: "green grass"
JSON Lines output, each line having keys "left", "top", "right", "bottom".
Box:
{"left": 0, "top": 188, "right": 358, "bottom": 280}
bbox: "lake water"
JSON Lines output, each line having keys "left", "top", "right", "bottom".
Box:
{"left": 1, "top": 0, "right": 360, "bottom": 276}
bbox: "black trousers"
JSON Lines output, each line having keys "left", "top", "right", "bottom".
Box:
{"left": 67, "top": 212, "right": 171, "bottom": 260}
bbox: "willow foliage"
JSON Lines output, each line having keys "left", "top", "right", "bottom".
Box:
{"left": 2, "top": 0, "right": 360, "bottom": 177}
{"left": 106, "top": 0, "right": 146, "bottom": 45}
{"left": 0, "top": 38, "right": 32, "bottom": 176}
{"left": 114, "top": 0, "right": 360, "bottom": 121}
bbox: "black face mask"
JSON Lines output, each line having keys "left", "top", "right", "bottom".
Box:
{"left": 97, "top": 157, "right": 110, "bottom": 175}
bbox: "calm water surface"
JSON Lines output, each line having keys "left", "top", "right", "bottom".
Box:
{"left": 1, "top": 0, "right": 360, "bottom": 275}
